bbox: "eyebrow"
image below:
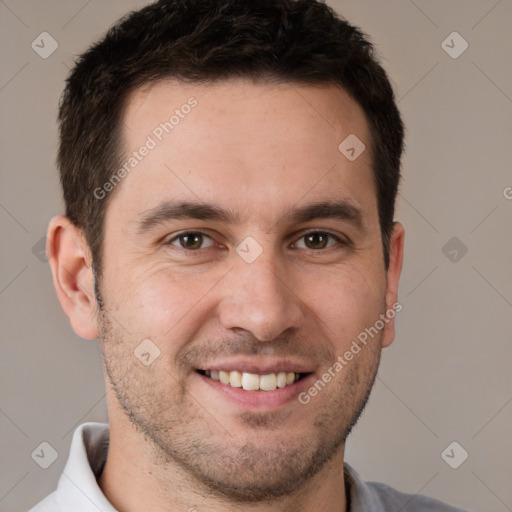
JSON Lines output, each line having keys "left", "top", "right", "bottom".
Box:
{"left": 135, "top": 199, "right": 366, "bottom": 235}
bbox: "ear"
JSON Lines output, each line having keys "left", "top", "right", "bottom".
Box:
{"left": 47, "top": 216, "right": 99, "bottom": 340}
{"left": 381, "top": 221, "right": 405, "bottom": 348}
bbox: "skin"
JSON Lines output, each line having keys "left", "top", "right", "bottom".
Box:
{"left": 47, "top": 78, "right": 404, "bottom": 512}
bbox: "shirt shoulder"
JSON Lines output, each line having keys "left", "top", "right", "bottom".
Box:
{"left": 366, "top": 480, "right": 468, "bottom": 511}
{"left": 344, "top": 463, "right": 468, "bottom": 512}
{"left": 28, "top": 491, "right": 59, "bottom": 512}
{"left": 26, "top": 422, "right": 115, "bottom": 512}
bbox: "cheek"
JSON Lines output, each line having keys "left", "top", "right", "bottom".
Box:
{"left": 112, "top": 265, "right": 221, "bottom": 341}
{"left": 299, "top": 262, "right": 385, "bottom": 349}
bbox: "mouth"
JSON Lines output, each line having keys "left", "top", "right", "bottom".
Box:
{"left": 193, "top": 359, "right": 317, "bottom": 409}
{"left": 196, "top": 369, "right": 310, "bottom": 391}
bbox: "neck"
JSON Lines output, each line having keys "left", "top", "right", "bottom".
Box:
{"left": 99, "top": 415, "right": 348, "bottom": 512}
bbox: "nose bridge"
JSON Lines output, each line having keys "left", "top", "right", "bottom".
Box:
{"left": 218, "top": 245, "right": 304, "bottom": 341}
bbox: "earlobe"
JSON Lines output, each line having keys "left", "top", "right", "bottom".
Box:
{"left": 47, "top": 216, "right": 99, "bottom": 340}
{"left": 381, "top": 221, "right": 405, "bottom": 348}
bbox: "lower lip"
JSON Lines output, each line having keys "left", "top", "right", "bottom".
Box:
{"left": 196, "top": 372, "right": 315, "bottom": 410}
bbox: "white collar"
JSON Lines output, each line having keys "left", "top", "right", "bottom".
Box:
{"left": 54, "top": 422, "right": 115, "bottom": 511}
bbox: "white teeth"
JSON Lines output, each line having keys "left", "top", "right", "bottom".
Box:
{"left": 229, "top": 370, "right": 242, "bottom": 387}
{"left": 277, "top": 372, "right": 287, "bottom": 388}
{"left": 203, "top": 370, "right": 301, "bottom": 391}
{"left": 241, "top": 372, "right": 260, "bottom": 391}
{"left": 259, "top": 373, "right": 277, "bottom": 391}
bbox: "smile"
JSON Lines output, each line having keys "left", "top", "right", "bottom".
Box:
{"left": 196, "top": 369, "right": 308, "bottom": 391}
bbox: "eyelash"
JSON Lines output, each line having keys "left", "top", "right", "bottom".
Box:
{"left": 165, "top": 230, "right": 348, "bottom": 254}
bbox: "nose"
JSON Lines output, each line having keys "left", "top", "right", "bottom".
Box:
{"left": 218, "top": 251, "right": 305, "bottom": 342}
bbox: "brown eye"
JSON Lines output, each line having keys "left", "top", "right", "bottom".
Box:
{"left": 169, "top": 232, "right": 214, "bottom": 250}
{"left": 305, "top": 232, "right": 328, "bottom": 249}
{"left": 294, "top": 231, "right": 343, "bottom": 250}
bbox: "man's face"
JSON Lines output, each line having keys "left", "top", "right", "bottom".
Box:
{"left": 97, "top": 79, "right": 401, "bottom": 500}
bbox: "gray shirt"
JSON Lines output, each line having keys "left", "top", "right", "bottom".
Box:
{"left": 29, "top": 422, "right": 468, "bottom": 511}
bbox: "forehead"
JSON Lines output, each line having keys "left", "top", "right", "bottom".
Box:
{"left": 113, "top": 78, "right": 376, "bottom": 227}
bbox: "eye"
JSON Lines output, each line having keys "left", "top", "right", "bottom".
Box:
{"left": 293, "top": 231, "right": 345, "bottom": 250}
{"left": 167, "top": 231, "right": 215, "bottom": 250}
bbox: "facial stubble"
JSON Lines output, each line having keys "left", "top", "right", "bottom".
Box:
{"left": 96, "top": 293, "right": 382, "bottom": 503}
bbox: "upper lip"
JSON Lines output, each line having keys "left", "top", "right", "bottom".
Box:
{"left": 197, "top": 358, "right": 315, "bottom": 375}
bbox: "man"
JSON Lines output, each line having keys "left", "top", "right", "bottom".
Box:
{"left": 31, "top": 0, "right": 466, "bottom": 510}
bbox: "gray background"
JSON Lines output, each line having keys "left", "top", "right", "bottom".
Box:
{"left": 1, "top": 1, "right": 511, "bottom": 511}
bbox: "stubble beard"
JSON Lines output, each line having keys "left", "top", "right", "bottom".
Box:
{"left": 97, "top": 300, "right": 382, "bottom": 503}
